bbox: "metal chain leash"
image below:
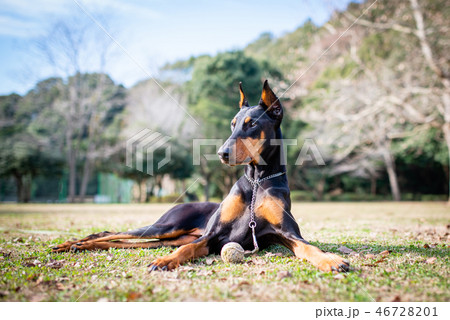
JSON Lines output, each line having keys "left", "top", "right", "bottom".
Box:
{"left": 244, "top": 171, "right": 286, "bottom": 255}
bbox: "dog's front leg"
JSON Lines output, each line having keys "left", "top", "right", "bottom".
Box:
{"left": 275, "top": 223, "right": 350, "bottom": 272}
{"left": 288, "top": 237, "right": 350, "bottom": 272}
{"left": 148, "top": 237, "right": 210, "bottom": 271}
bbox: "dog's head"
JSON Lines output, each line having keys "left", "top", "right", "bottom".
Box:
{"left": 217, "top": 80, "right": 283, "bottom": 166}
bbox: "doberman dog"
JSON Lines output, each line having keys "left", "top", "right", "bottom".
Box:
{"left": 53, "top": 80, "right": 350, "bottom": 273}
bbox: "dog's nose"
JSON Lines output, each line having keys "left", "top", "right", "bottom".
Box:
{"left": 218, "top": 148, "right": 230, "bottom": 161}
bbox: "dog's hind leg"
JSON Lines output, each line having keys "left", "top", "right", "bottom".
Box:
{"left": 68, "top": 234, "right": 200, "bottom": 252}
{"left": 52, "top": 202, "right": 218, "bottom": 253}
{"left": 52, "top": 231, "right": 115, "bottom": 251}
{"left": 52, "top": 225, "right": 202, "bottom": 252}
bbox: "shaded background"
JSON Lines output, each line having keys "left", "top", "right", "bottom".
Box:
{"left": 0, "top": 0, "right": 449, "bottom": 203}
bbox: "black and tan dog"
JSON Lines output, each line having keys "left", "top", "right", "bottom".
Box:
{"left": 53, "top": 80, "right": 349, "bottom": 273}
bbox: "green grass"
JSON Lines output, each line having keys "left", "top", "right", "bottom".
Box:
{"left": 0, "top": 202, "right": 448, "bottom": 301}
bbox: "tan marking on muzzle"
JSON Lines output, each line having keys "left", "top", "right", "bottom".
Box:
{"left": 232, "top": 137, "right": 266, "bottom": 165}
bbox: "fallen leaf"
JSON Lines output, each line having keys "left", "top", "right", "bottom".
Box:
{"left": 365, "top": 254, "right": 376, "bottom": 259}
{"left": 385, "top": 268, "right": 394, "bottom": 273}
{"left": 126, "top": 292, "right": 142, "bottom": 301}
{"left": 363, "top": 256, "right": 386, "bottom": 267}
{"left": 30, "top": 294, "right": 45, "bottom": 302}
{"left": 379, "top": 250, "right": 390, "bottom": 256}
{"left": 178, "top": 266, "right": 195, "bottom": 272}
{"left": 375, "top": 257, "right": 387, "bottom": 264}
{"left": 197, "top": 270, "right": 214, "bottom": 276}
{"left": 56, "top": 277, "right": 70, "bottom": 282}
{"left": 55, "top": 283, "right": 65, "bottom": 291}
{"left": 277, "top": 271, "right": 292, "bottom": 280}
{"left": 265, "top": 252, "right": 283, "bottom": 257}
{"left": 233, "top": 280, "right": 251, "bottom": 289}
{"left": 274, "top": 253, "right": 283, "bottom": 257}
{"left": 338, "top": 246, "right": 354, "bottom": 254}
{"left": 205, "top": 257, "right": 215, "bottom": 265}
{"left": 0, "top": 290, "right": 9, "bottom": 297}
{"left": 23, "top": 259, "right": 41, "bottom": 267}
{"left": 333, "top": 274, "right": 345, "bottom": 280}
{"left": 425, "top": 257, "right": 437, "bottom": 264}
{"left": 391, "top": 295, "right": 402, "bottom": 302}
{"left": 97, "top": 298, "right": 108, "bottom": 302}
{"left": 46, "top": 259, "right": 65, "bottom": 269}
{"left": 252, "top": 258, "right": 266, "bottom": 265}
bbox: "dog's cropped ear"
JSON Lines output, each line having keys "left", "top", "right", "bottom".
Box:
{"left": 259, "top": 80, "right": 283, "bottom": 120}
{"left": 239, "top": 82, "right": 249, "bottom": 108}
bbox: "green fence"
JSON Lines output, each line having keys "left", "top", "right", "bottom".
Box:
{"left": 97, "top": 173, "right": 134, "bottom": 203}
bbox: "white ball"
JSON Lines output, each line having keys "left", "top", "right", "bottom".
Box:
{"left": 221, "top": 242, "right": 245, "bottom": 263}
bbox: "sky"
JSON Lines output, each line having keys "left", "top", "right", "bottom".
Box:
{"left": 0, "top": 0, "right": 356, "bottom": 95}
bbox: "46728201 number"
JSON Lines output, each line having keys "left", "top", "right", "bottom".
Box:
{"left": 375, "top": 306, "right": 438, "bottom": 317}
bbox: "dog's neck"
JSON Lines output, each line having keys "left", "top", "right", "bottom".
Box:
{"left": 244, "top": 128, "right": 286, "bottom": 181}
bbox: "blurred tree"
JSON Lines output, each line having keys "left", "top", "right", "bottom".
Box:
{"left": 36, "top": 17, "right": 118, "bottom": 202}
{"left": 0, "top": 79, "right": 65, "bottom": 202}
{"left": 343, "top": 0, "right": 450, "bottom": 201}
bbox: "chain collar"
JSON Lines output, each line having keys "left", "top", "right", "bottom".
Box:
{"left": 243, "top": 171, "right": 286, "bottom": 255}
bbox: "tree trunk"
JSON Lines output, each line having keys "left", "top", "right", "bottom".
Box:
{"left": 141, "top": 180, "right": 148, "bottom": 203}
{"left": 136, "top": 178, "right": 142, "bottom": 203}
{"left": 68, "top": 148, "right": 77, "bottom": 203}
{"left": 382, "top": 148, "right": 401, "bottom": 201}
{"left": 410, "top": 0, "right": 450, "bottom": 202}
{"left": 442, "top": 123, "right": 450, "bottom": 204}
{"left": 14, "top": 173, "right": 23, "bottom": 203}
{"left": 370, "top": 175, "right": 377, "bottom": 196}
{"left": 314, "top": 177, "right": 325, "bottom": 201}
{"left": 79, "top": 159, "right": 92, "bottom": 202}
{"left": 204, "top": 174, "right": 210, "bottom": 201}
{"left": 23, "top": 174, "right": 31, "bottom": 203}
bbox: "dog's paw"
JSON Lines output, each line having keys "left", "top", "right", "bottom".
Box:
{"left": 317, "top": 252, "right": 350, "bottom": 272}
{"left": 148, "top": 257, "right": 180, "bottom": 272}
{"left": 51, "top": 241, "right": 78, "bottom": 253}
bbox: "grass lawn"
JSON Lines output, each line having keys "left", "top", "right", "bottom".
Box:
{"left": 0, "top": 202, "right": 448, "bottom": 302}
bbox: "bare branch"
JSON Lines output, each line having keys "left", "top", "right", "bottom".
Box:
{"left": 343, "top": 12, "right": 415, "bottom": 34}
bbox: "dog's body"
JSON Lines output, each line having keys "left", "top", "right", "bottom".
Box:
{"left": 53, "top": 81, "right": 349, "bottom": 273}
